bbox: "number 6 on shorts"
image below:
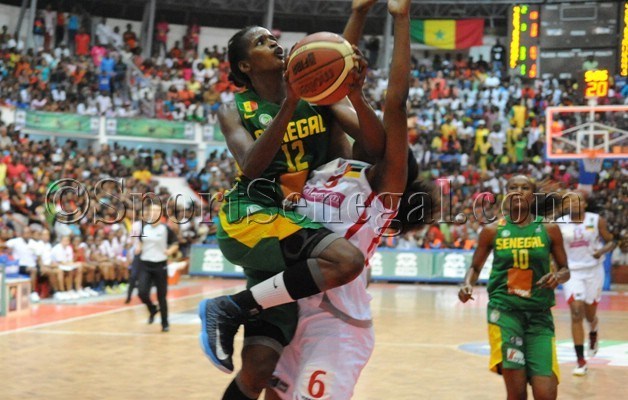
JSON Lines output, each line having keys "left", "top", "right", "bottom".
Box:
{"left": 307, "top": 370, "right": 327, "bottom": 399}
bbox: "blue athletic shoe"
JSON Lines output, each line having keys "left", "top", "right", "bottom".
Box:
{"left": 198, "top": 296, "right": 245, "bottom": 373}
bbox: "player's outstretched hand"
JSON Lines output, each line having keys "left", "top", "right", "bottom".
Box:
{"left": 458, "top": 284, "right": 474, "bottom": 303}
{"left": 536, "top": 272, "right": 559, "bottom": 289}
{"left": 388, "top": 0, "right": 411, "bottom": 16}
{"left": 347, "top": 46, "right": 368, "bottom": 99}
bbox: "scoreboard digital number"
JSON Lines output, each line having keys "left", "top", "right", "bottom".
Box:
{"left": 509, "top": 4, "right": 540, "bottom": 79}
{"left": 621, "top": 1, "right": 628, "bottom": 76}
{"left": 583, "top": 69, "right": 610, "bottom": 99}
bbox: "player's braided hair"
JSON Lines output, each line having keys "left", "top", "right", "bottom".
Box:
{"left": 227, "top": 26, "right": 257, "bottom": 88}
{"left": 390, "top": 153, "right": 440, "bottom": 234}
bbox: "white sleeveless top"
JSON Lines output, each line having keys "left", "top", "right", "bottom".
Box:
{"left": 556, "top": 212, "right": 601, "bottom": 270}
{"left": 297, "top": 158, "right": 397, "bottom": 322}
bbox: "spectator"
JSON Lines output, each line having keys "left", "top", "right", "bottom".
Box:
{"left": 123, "top": 24, "right": 138, "bottom": 51}
{"left": 55, "top": 7, "right": 66, "bottom": 48}
{"left": 33, "top": 11, "right": 45, "bottom": 50}
{"left": 43, "top": 4, "right": 56, "bottom": 51}
{"left": 185, "top": 17, "right": 200, "bottom": 53}
{"left": 74, "top": 27, "right": 90, "bottom": 56}
{"left": 490, "top": 39, "right": 505, "bottom": 72}
{"left": 6, "top": 226, "right": 40, "bottom": 302}
{"left": 154, "top": 15, "right": 169, "bottom": 57}
{"left": 67, "top": 7, "right": 80, "bottom": 53}
{"left": 169, "top": 41, "right": 183, "bottom": 59}
{"left": 582, "top": 55, "right": 598, "bottom": 71}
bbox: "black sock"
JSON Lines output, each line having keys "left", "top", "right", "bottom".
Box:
{"left": 283, "top": 260, "right": 322, "bottom": 300}
{"left": 223, "top": 379, "right": 256, "bottom": 400}
{"left": 575, "top": 344, "right": 585, "bottom": 359}
{"left": 231, "top": 290, "right": 261, "bottom": 315}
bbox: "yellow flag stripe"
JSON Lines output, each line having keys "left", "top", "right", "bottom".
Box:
{"left": 424, "top": 20, "right": 456, "bottom": 50}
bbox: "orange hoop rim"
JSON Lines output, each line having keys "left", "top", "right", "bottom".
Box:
{"left": 581, "top": 149, "right": 604, "bottom": 159}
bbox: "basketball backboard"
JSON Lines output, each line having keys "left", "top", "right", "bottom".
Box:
{"left": 546, "top": 105, "right": 628, "bottom": 160}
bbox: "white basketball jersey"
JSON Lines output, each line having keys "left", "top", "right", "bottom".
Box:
{"left": 297, "top": 158, "right": 397, "bottom": 321}
{"left": 556, "top": 212, "right": 601, "bottom": 270}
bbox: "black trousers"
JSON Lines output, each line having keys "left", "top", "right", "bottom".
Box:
{"left": 126, "top": 257, "right": 141, "bottom": 302}
{"left": 137, "top": 260, "right": 168, "bottom": 327}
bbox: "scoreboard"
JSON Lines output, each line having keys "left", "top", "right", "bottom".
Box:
{"left": 540, "top": 2, "right": 618, "bottom": 49}
{"left": 582, "top": 69, "right": 610, "bottom": 99}
{"left": 508, "top": 2, "right": 628, "bottom": 80}
{"left": 508, "top": 4, "right": 540, "bottom": 79}
{"left": 621, "top": 2, "right": 628, "bottom": 76}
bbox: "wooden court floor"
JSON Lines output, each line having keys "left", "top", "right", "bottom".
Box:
{"left": 1, "top": 278, "right": 627, "bottom": 400}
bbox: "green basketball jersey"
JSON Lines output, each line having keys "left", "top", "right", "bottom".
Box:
{"left": 229, "top": 90, "right": 332, "bottom": 206}
{"left": 487, "top": 216, "right": 555, "bottom": 311}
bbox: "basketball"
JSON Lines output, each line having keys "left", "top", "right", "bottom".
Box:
{"left": 286, "top": 32, "right": 357, "bottom": 105}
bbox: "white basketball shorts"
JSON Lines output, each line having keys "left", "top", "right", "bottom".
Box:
{"left": 271, "top": 311, "right": 375, "bottom": 400}
{"left": 563, "top": 266, "right": 604, "bottom": 305}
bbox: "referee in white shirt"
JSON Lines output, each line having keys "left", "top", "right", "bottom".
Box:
{"left": 136, "top": 204, "right": 179, "bottom": 332}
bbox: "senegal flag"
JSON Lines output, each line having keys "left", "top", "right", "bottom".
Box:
{"left": 410, "top": 19, "right": 484, "bottom": 49}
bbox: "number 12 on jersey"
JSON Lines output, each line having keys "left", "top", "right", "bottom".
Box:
{"left": 281, "top": 140, "right": 309, "bottom": 172}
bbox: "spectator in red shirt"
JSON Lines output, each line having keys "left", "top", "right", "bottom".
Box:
{"left": 424, "top": 230, "right": 444, "bottom": 249}
{"left": 169, "top": 41, "right": 183, "bottom": 59}
{"left": 75, "top": 27, "right": 90, "bottom": 56}
{"left": 6, "top": 156, "right": 27, "bottom": 180}
{"left": 186, "top": 17, "right": 200, "bottom": 53}
{"left": 154, "top": 16, "right": 169, "bottom": 57}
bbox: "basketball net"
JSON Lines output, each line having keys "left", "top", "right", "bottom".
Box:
{"left": 582, "top": 150, "right": 604, "bottom": 173}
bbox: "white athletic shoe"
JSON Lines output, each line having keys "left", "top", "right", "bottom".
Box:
{"left": 573, "top": 359, "right": 588, "bottom": 376}
{"left": 30, "top": 292, "right": 41, "bottom": 303}
{"left": 68, "top": 290, "right": 80, "bottom": 300}
{"left": 78, "top": 289, "right": 91, "bottom": 298}
{"left": 588, "top": 332, "right": 599, "bottom": 358}
{"left": 86, "top": 288, "right": 99, "bottom": 297}
{"left": 53, "top": 292, "right": 67, "bottom": 301}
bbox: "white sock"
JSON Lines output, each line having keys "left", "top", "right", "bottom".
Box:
{"left": 250, "top": 272, "right": 294, "bottom": 310}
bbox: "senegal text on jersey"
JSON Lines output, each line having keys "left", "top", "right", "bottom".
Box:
{"left": 495, "top": 236, "right": 545, "bottom": 250}
{"left": 253, "top": 115, "right": 327, "bottom": 143}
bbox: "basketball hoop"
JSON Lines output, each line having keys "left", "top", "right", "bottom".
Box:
{"left": 581, "top": 150, "right": 603, "bottom": 173}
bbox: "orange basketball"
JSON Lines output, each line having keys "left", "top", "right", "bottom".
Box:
{"left": 286, "top": 32, "right": 357, "bottom": 105}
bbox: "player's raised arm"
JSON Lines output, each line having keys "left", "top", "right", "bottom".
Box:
{"left": 329, "top": 0, "right": 385, "bottom": 163}
{"left": 218, "top": 97, "right": 298, "bottom": 179}
{"left": 367, "top": 0, "right": 411, "bottom": 197}
{"left": 343, "top": 0, "right": 378, "bottom": 46}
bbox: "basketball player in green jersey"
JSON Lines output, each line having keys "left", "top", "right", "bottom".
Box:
{"left": 200, "top": 1, "right": 386, "bottom": 398}
{"left": 459, "top": 175, "right": 570, "bottom": 400}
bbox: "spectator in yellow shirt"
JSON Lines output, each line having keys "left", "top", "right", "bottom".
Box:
{"left": 132, "top": 163, "right": 152, "bottom": 184}
{"left": 473, "top": 120, "right": 490, "bottom": 152}
{"left": 441, "top": 115, "right": 457, "bottom": 142}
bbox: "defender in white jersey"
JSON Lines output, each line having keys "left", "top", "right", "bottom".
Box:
{"left": 556, "top": 191, "right": 616, "bottom": 376}
{"left": 267, "top": 1, "right": 437, "bottom": 398}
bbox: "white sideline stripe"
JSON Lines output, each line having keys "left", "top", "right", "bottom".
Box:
{"left": 0, "top": 285, "right": 245, "bottom": 336}
{"left": 376, "top": 342, "right": 459, "bottom": 350}
{"left": 22, "top": 329, "right": 457, "bottom": 350}
{"left": 23, "top": 329, "right": 200, "bottom": 338}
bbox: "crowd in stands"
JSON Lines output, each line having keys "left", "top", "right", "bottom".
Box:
{"left": 0, "top": 125, "right": 235, "bottom": 301}
{"left": 0, "top": 4, "right": 235, "bottom": 122}
{"left": 0, "top": 5, "right": 626, "bottom": 302}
